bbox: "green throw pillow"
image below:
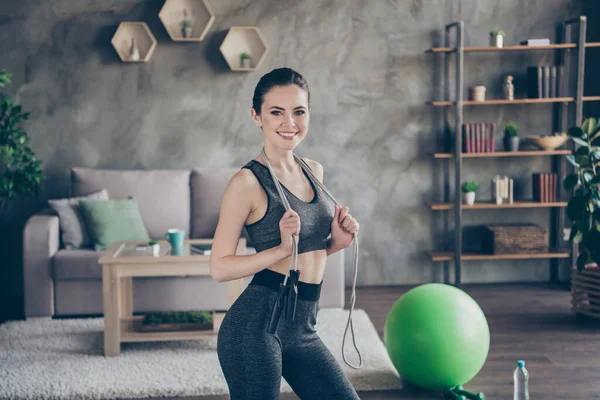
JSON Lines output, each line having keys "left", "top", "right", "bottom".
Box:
{"left": 79, "top": 198, "right": 150, "bottom": 251}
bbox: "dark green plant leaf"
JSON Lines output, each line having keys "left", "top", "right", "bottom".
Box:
{"left": 576, "top": 155, "right": 591, "bottom": 167}
{"left": 568, "top": 196, "right": 588, "bottom": 221}
{"left": 591, "top": 175, "right": 600, "bottom": 185}
{"left": 566, "top": 154, "right": 579, "bottom": 168}
{"left": 594, "top": 209, "right": 600, "bottom": 223}
{"left": 573, "top": 137, "right": 590, "bottom": 147}
{"left": 583, "top": 117, "right": 598, "bottom": 135}
{"left": 576, "top": 146, "right": 590, "bottom": 157}
{"left": 569, "top": 224, "right": 579, "bottom": 242}
{"left": 584, "top": 172, "right": 594, "bottom": 184}
{"left": 569, "top": 126, "right": 585, "bottom": 138}
{"left": 564, "top": 173, "right": 579, "bottom": 190}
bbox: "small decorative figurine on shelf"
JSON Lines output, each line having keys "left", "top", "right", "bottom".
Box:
{"left": 492, "top": 175, "right": 513, "bottom": 205}
{"left": 129, "top": 37, "right": 140, "bottom": 61}
{"left": 503, "top": 75, "right": 514, "bottom": 100}
{"left": 240, "top": 52, "right": 252, "bottom": 68}
{"left": 181, "top": 8, "right": 192, "bottom": 38}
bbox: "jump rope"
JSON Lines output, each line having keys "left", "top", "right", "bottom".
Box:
{"left": 260, "top": 147, "right": 363, "bottom": 370}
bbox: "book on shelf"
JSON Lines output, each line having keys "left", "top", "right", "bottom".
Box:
{"left": 462, "top": 123, "right": 495, "bottom": 153}
{"left": 527, "top": 65, "right": 564, "bottom": 99}
{"left": 532, "top": 172, "right": 557, "bottom": 202}
{"left": 520, "top": 38, "right": 551, "bottom": 46}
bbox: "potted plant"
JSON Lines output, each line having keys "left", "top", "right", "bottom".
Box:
{"left": 0, "top": 69, "right": 43, "bottom": 224}
{"left": 490, "top": 29, "right": 506, "bottom": 48}
{"left": 240, "top": 52, "right": 252, "bottom": 68}
{"left": 149, "top": 240, "right": 160, "bottom": 256}
{"left": 563, "top": 116, "right": 600, "bottom": 271}
{"left": 503, "top": 121, "right": 519, "bottom": 152}
{"left": 462, "top": 181, "right": 480, "bottom": 205}
{"left": 180, "top": 8, "right": 192, "bottom": 38}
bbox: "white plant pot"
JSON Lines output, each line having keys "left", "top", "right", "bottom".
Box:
{"left": 464, "top": 191, "right": 476, "bottom": 205}
{"left": 151, "top": 244, "right": 160, "bottom": 257}
{"left": 490, "top": 34, "right": 504, "bottom": 48}
{"left": 241, "top": 58, "right": 252, "bottom": 68}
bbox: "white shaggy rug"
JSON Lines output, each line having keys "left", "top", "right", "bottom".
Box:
{"left": 0, "top": 308, "right": 402, "bottom": 399}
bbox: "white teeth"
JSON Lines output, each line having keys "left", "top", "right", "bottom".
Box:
{"left": 279, "top": 132, "right": 296, "bottom": 137}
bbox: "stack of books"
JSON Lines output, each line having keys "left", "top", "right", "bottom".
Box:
{"left": 462, "top": 123, "right": 496, "bottom": 153}
{"left": 532, "top": 173, "right": 557, "bottom": 202}
{"left": 527, "top": 65, "right": 565, "bottom": 98}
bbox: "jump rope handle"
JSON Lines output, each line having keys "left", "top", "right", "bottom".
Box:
{"left": 285, "top": 269, "right": 300, "bottom": 321}
{"left": 268, "top": 283, "right": 288, "bottom": 334}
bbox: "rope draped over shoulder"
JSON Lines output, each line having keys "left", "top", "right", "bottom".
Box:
{"left": 260, "top": 147, "right": 363, "bottom": 370}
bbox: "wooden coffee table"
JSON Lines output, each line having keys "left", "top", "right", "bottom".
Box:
{"left": 98, "top": 238, "right": 246, "bottom": 357}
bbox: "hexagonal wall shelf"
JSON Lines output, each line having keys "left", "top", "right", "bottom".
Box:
{"left": 159, "top": 0, "right": 215, "bottom": 42}
{"left": 219, "top": 27, "right": 269, "bottom": 71}
{"left": 111, "top": 22, "right": 157, "bottom": 62}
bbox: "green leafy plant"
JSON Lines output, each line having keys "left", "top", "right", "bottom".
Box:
{"left": 148, "top": 240, "right": 158, "bottom": 246}
{"left": 461, "top": 181, "right": 480, "bottom": 193}
{"left": 504, "top": 121, "right": 518, "bottom": 137}
{"left": 180, "top": 19, "right": 191, "bottom": 28}
{"left": 240, "top": 52, "right": 250, "bottom": 60}
{"left": 563, "top": 117, "right": 600, "bottom": 270}
{"left": 490, "top": 29, "right": 506, "bottom": 37}
{"left": 142, "top": 310, "right": 212, "bottom": 325}
{"left": 0, "top": 69, "right": 43, "bottom": 219}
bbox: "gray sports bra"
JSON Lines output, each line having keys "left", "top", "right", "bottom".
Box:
{"left": 242, "top": 160, "right": 334, "bottom": 254}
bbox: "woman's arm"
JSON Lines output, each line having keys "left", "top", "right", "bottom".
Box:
{"left": 209, "top": 170, "right": 289, "bottom": 282}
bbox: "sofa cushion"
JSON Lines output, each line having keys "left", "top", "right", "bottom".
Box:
{"left": 48, "top": 188, "right": 109, "bottom": 249}
{"left": 190, "top": 168, "right": 240, "bottom": 238}
{"left": 80, "top": 198, "right": 151, "bottom": 251}
{"left": 71, "top": 168, "right": 190, "bottom": 240}
{"left": 53, "top": 249, "right": 102, "bottom": 280}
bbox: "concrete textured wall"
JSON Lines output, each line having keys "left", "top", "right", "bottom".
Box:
{"left": 0, "top": 0, "right": 586, "bottom": 307}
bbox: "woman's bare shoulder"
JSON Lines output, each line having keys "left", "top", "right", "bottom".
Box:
{"left": 302, "top": 157, "right": 324, "bottom": 182}
{"left": 227, "top": 166, "right": 261, "bottom": 195}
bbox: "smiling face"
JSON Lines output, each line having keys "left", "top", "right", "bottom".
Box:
{"left": 251, "top": 84, "right": 310, "bottom": 151}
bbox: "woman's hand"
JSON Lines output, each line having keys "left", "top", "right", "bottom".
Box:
{"left": 330, "top": 204, "right": 359, "bottom": 250}
{"left": 278, "top": 209, "right": 300, "bottom": 256}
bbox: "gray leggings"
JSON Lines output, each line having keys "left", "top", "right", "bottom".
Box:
{"left": 217, "top": 269, "right": 360, "bottom": 400}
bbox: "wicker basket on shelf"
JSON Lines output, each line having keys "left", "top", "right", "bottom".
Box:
{"left": 571, "top": 266, "right": 600, "bottom": 319}
{"left": 482, "top": 223, "right": 548, "bottom": 254}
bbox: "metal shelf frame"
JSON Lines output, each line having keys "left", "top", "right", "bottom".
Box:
{"left": 430, "top": 17, "right": 591, "bottom": 286}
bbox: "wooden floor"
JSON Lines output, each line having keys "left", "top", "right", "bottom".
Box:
{"left": 115, "top": 282, "right": 600, "bottom": 400}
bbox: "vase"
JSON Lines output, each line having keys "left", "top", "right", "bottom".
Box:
{"left": 470, "top": 86, "right": 486, "bottom": 102}
{"left": 490, "top": 34, "right": 503, "bottom": 48}
{"left": 129, "top": 37, "right": 140, "bottom": 61}
{"left": 503, "top": 136, "right": 520, "bottom": 152}
{"left": 241, "top": 58, "right": 252, "bottom": 68}
{"left": 464, "top": 191, "right": 476, "bottom": 205}
{"left": 182, "top": 26, "right": 192, "bottom": 38}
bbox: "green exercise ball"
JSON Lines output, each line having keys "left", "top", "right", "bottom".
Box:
{"left": 384, "top": 283, "right": 490, "bottom": 390}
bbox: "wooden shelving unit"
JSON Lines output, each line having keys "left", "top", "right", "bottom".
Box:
{"left": 427, "top": 250, "right": 570, "bottom": 262}
{"left": 426, "top": 201, "right": 568, "bottom": 210}
{"left": 158, "top": 0, "right": 215, "bottom": 42}
{"left": 219, "top": 26, "right": 269, "bottom": 71}
{"left": 433, "top": 149, "right": 572, "bottom": 158}
{"left": 428, "top": 97, "right": 573, "bottom": 106}
{"left": 111, "top": 22, "right": 158, "bottom": 63}
{"left": 426, "top": 16, "right": 599, "bottom": 286}
{"left": 425, "top": 42, "right": 600, "bottom": 53}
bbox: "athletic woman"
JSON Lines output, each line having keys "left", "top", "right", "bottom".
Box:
{"left": 210, "top": 67, "right": 361, "bottom": 400}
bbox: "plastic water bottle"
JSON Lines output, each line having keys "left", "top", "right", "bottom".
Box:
{"left": 513, "top": 360, "right": 530, "bottom": 400}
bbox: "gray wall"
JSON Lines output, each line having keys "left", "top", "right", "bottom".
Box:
{"left": 0, "top": 0, "right": 586, "bottom": 310}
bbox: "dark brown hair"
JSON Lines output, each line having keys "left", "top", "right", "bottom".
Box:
{"left": 252, "top": 67, "right": 310, "bottom": 115}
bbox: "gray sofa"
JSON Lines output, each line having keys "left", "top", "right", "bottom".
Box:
{"left": 23, "top": 167, "right": 345, "bottom": 318}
